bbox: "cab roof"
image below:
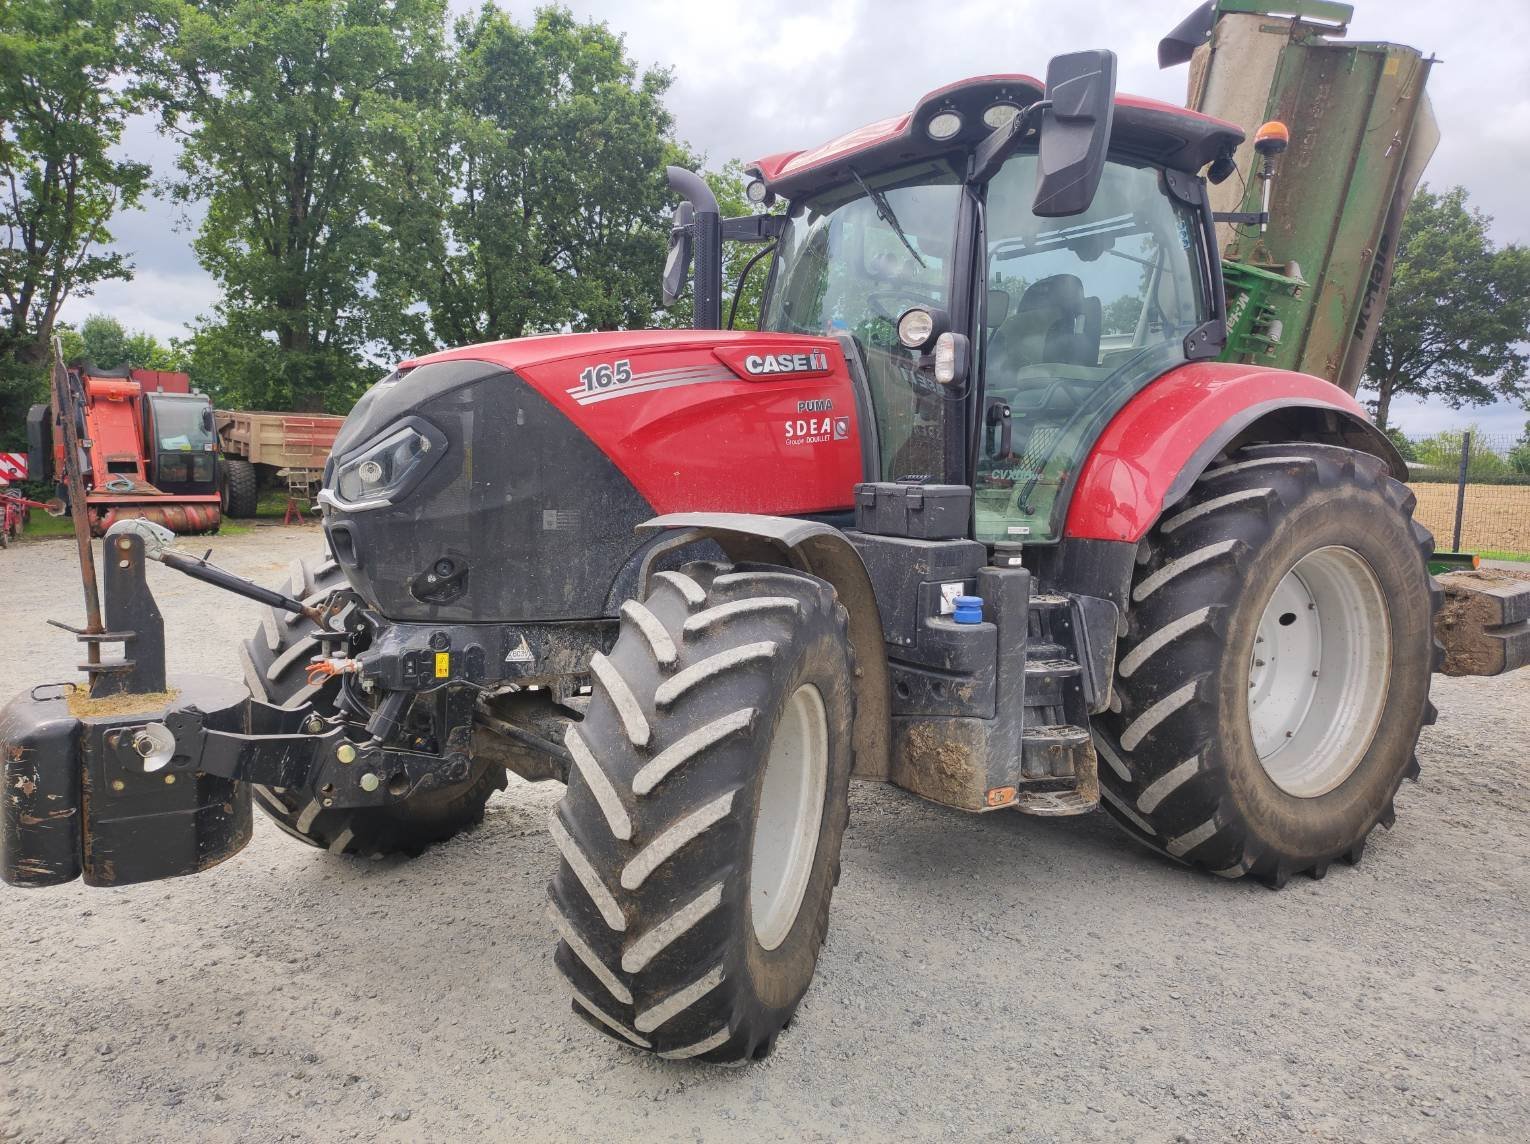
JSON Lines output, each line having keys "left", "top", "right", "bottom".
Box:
{"left": 747, "top": 74, "right": 1244, "bottom": 200}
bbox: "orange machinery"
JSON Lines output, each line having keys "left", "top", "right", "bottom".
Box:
{"left": 30, "top": 366, "right": 222, "bottom": 537}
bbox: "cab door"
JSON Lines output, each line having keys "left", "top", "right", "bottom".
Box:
{"left": 973, "top": 153, "right": 1212, "bottom": 544}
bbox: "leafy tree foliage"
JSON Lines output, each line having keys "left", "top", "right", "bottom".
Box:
{"left": 80, "top": 312, "right": 128, "bottom": 367}
{"left": 78, "top": 312, "right": 185, "bottom": 370}
{"left": 1367, "top": 186, "right": 1530, "bottom": 430}
{"left": 0, "top": 0, "right": 155, "bottom": 446}
{"left": 157, "top": 0, "right": 450, "bottom": 411}
{"left": 1510, "top": 420, "right": 1530, "bottom": 477}
{"left": 387, "top": 5, "right": 678, "bottom": 352}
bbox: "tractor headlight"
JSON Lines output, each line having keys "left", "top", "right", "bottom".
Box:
{"left": 896, "top": 307, "right": 936, "bottom": 349}
{"left": 926, "top": 111, "right": 963, "bottom": 141}
{"left": 982, "top": 102, "right": 1021, "bottom": 129}
{"left": 320, "top": 418, "right": 445, "bottom": 512}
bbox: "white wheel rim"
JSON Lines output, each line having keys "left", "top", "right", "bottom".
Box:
{"left": 1247, "top": 545, "right": 1391, "bottom": 798}
{"left": 750, "top": 683, "right": 829, "bottom": 951}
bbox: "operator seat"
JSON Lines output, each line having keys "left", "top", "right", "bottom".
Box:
{"left": 988, "top": 274, "right": 1102, "bottom": 374}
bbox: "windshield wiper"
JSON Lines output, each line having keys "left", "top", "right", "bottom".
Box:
{"left": 849, "top": 167, "right": 926, "bottom": 270}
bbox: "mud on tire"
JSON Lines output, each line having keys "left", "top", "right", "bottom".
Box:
{"left": 1092, "top": 444, "right": 1441, "bottom": 887}
{"left": 548, "top": 561, "right": 856, "bottom": 1063}
{"left": 242, "top": 556, "right": 506, "bottom": 856}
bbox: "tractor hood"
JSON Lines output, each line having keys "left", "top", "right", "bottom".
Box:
{"left": 320, "top": 330, "right": 867, "bottom": 625}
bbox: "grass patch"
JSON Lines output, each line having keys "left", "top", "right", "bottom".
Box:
{"left": 1477, "top": 549, "right": 1530, "bottom": 564}
{"left": 256, "top": 488, "right": 290, "bottom": 518}
{"left": 16, "top": 511, "right": 75, "bottom": 539}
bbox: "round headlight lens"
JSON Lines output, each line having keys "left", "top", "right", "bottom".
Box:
{"left": 982, "top": 102, "right": 1021, "bottom": 130}
{"left": 897, "top": 307, "right": 936, "bottom": 349}
{"left": 746, "top": 178, "right": 769, "bottom": 204}
{"left": 926, "top": 111, "right": 963, "bottom": 141}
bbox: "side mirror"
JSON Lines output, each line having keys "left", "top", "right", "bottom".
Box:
{"left": 662, "top": 201, "right": 694, "bottom": 308}
{"left": 1033, "top": 49, "right": 1117, "bottom": 219}
{"left": 201, "top": 406, "right": 214, "bottom": 433}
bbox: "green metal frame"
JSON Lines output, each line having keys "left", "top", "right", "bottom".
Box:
{"left": 1215, "top": 0, "right": 1353, "bottom": 27}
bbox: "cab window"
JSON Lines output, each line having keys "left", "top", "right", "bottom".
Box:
{"left": 975, "top": 154, "right": 1208, "bottom": 543}
{"left": 762, "top": 163, "right": 962, "bottom": 480}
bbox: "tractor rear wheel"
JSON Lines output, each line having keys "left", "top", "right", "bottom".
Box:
{"left": 221, "top": 458, "right": 260, "bottom": 518}
{"left": 242, "top": 556, "right": 507, "bottom": 856}
{"left": 547, "top": 562, "right": 856, "bottom": 1062}
{"left": 1092, "top": 444, "right": 1440, "bottom": 887}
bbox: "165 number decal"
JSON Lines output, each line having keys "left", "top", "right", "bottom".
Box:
{"left": 579, "top": 359, "right": 633, "bottom": 392}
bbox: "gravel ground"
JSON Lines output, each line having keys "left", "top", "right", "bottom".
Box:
{"left": 1, "top": 524, "right": 1527, "bottom": 1143}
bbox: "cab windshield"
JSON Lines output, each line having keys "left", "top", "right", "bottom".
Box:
{"left": 762, "top": 162, "right": 962, "bottom": 480}
{"left": 148, "top": 394, "right": 216, "bottom": 490}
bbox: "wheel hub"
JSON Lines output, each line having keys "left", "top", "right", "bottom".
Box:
{"left": 750, "top": 683, "right": 829, "bottom": 951}
{"left": 1248, "top": 545, "right": 1391, "bottom": 798}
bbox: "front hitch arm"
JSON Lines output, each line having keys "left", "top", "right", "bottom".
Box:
{"left": 126, "top": 697, "right": 475, "bottom": 806}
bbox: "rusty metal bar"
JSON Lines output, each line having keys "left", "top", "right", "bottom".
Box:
{"left": 51, "top": 339, "right": 103, "bottom": 665}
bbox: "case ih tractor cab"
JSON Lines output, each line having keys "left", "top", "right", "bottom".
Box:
{"left": 5, "top": 25, "right": 1528, "bottom": 1065}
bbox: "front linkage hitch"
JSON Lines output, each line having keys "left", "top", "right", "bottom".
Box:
{"left": 1, "top": 522, "right": 475, "bottom": 889}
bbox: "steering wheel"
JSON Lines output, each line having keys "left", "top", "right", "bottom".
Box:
{"left": 866, "top": 289, "right": 943, "bottom": 323}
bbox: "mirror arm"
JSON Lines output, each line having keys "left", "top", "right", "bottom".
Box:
{"left": 970, "top": 100, "right": 1051, "bottom": 185}
{"left": 721, "top": 215, "right": 785, "bottom": 242}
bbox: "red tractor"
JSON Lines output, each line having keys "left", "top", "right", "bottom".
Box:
{"left": 4, "top": 43, "right": 1526, "bottom": 1067}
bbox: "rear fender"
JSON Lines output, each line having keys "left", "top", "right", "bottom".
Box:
{"left": 636, "top": 512, "right": 893, "bottom": 780}
{"left": 1063, "top": 363, "right": 1404, "bottom": 545}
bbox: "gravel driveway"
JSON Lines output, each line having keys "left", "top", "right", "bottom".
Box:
{"left": 1, "top": 525, "right": 1527, "bottom": 1142}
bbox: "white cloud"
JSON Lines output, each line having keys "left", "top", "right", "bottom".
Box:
{"left": 58, "top": 266, "right": 216, "bottom": 344}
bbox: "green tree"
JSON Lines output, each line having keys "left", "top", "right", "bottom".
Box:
{"left": 1367, "top": 186, "right": 1530, "bottom": 431}
{"left": 391, "top": 5, "right": 679, "bottom": 352}
{"left": 75, "top": 311, "right": 186, "bottom": 370}
{"left": 157, "top": 0, "right": 450, "bottom": 411}
{"left": 80, "top": 312, "right": 128, "bottom": 367}
{"left": 1510, "top": 419, "right": 1530, "bottom": 477}
{"left": 0, "top": 0, "right": 155, "bottom": 446}
{"left": 53, "top": 322, "right": 85, "bottom": 364}
{"left": 1383, "top": 425, "right": 1418, "bottom": 463}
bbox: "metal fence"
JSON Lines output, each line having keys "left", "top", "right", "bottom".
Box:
{"left": 1400, "top": 431, "right": 1530, "bottom": 560}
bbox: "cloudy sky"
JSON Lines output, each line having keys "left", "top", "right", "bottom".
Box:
{"left": 62, "top": 0, "right": 1530, "bottom": 437}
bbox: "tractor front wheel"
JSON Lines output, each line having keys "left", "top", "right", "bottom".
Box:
{"left": 547, "top": 562, "right": 856, "bottom": 1062}
{"left": 1092, "top": 444, "right": 1439, "bottom": 887}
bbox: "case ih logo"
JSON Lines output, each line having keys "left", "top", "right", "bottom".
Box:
{"left": 743, "top": 350, "right": 829, "bottom": 376}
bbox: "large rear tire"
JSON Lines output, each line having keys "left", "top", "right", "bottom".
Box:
{"left": 242, "top": 556, "right": 506, "bottom": 856}
{"left": 1092, "top": 444, "right": 1440, "bottom": 887}
{"left": 221, "top": 458, "right": 259, "bottom": 518}
{"left": 548, "top": 562, "right": 856, "bottom": 1062}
